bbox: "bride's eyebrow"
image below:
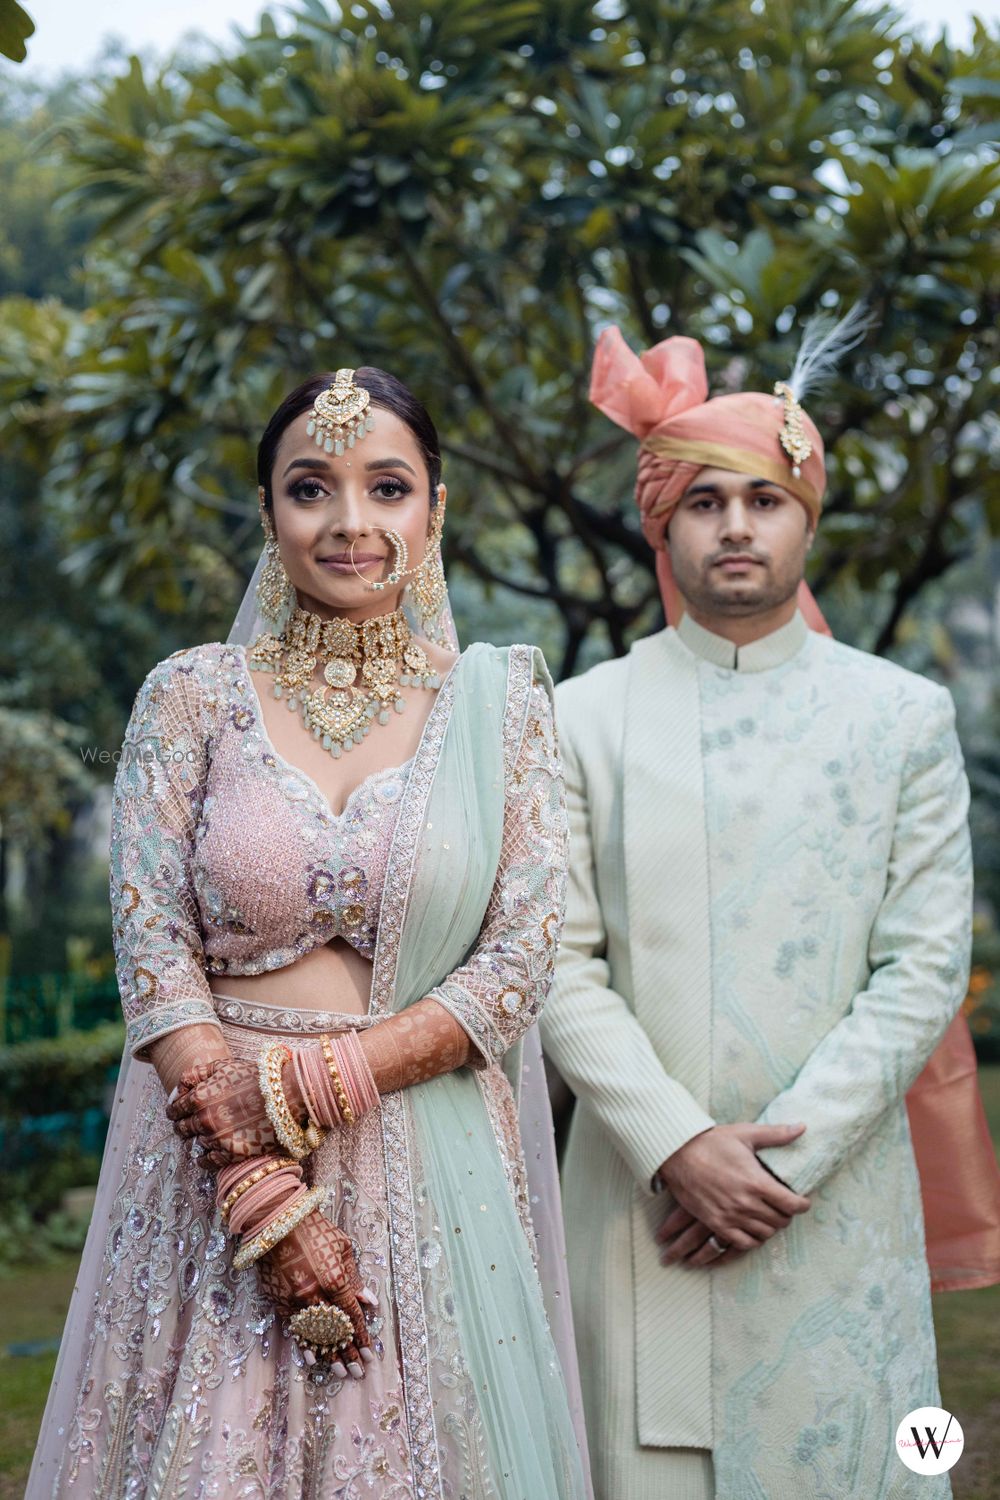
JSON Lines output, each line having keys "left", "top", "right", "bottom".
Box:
{"left": 282, "top": 457, "right": 333, "bottom": 478}
{"left": 364, "top": 456, "right": 417, "bottom": 476}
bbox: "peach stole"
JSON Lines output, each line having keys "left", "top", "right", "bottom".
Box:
{"left": 591, "top": 323, "right": 1000, "bottom": 1293}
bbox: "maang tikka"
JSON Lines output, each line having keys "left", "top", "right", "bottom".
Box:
{"left": 307, "top": 368, "right": 376, "bottom": 455}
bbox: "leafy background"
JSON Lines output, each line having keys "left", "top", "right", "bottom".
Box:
{"left": 1, "top": 0, "right": 998, "bottom": 996}
{"left": 0, "top": 2, "right": 998, "bottom": 1493}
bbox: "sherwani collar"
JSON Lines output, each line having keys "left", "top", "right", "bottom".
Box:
{"left": 676, "top": 608, "right": 809, "bottom": 673}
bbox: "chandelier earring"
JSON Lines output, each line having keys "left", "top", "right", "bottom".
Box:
{"left": 255, "top": 502, "right": 297, "bottom": 627}
{"left": 409, "top": 505, "right": 447, "bottom": 625}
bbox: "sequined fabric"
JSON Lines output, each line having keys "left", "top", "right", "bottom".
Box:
{"left": 52, "top": 1010, "right": 447, "bottom": 1498}
{"left": 54, "top": 640, "right": 588, "bottom": 1500}
{"left": 110, "top": 643, "right": 412, "bottom": 1057}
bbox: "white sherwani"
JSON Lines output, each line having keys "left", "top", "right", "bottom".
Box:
{"left": 541, "top": 611, "right": 972, "bottom": 1500}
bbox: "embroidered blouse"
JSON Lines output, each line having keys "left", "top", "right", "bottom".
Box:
{"left": 110, "top": 642, "right": 566, "bottom": 1060}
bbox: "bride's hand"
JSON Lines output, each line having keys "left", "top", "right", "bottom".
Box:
{"left": 257, "top": 1210, "right": 377, "bottom": 1379}
{"left": 166, "top": 1058, "right": 281, "bottom": 1168}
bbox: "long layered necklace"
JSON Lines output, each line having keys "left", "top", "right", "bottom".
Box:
{"left": 249, "top": 606, "right": 441, "bottom": 759}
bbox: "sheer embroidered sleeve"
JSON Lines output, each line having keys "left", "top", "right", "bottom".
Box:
{"left": 429, "top": 651, "right": 568, "bottom": 1065}
{"left": 110, "top": 647, "right": 224, "bottom": 1060}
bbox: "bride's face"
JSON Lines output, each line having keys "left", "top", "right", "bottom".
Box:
{"left": 265, "top": 406, "right": 445, "bottom": 622}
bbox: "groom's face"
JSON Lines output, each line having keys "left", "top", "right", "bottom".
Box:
{"left": 666, "top": 466, "right": 814, "bottom": 620}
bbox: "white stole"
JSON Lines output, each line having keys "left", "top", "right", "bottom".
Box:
{"left": 625, "top": 631, "right": 714, "bottom": 1448}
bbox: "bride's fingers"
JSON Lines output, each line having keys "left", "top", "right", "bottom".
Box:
{"left": 358, "top": 1287, "right": 378, "bottom": 1309}
{"left": 339, "top": 1293, "right": 371, "bottom": 1351}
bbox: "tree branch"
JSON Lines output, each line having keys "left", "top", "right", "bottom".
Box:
{"left": 394, "top": 232, "right": 547, "bottom": 494}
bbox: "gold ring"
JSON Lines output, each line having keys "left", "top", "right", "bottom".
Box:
{"left": 289, "top": 1302, "right": 355, "bottom": 1357}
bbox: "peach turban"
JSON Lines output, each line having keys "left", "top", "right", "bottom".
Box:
{"left": 590, "top": 326, "right": 830, "bottom": 632}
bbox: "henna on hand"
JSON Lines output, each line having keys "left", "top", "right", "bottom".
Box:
{"left": 257, "top": 1209, "right": 374, "bottom": 1374}
{"left": 358, "top": 999, "right": 472, "bottom": 1093}
{"left": 150, "top": 1023, "right": 229, "bottom": 1098}
{"left": 166, "top": 1057, "right": 282, "bottom": 1167}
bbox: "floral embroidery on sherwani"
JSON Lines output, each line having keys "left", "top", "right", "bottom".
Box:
{"left": 544, "top": 617, "right": 971, "bottom": 1500}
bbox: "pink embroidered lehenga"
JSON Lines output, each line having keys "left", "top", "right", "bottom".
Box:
{"left": 27, "top": 638, "right": 589, "bottom": 1499}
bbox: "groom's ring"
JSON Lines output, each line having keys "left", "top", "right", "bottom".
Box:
{"left": 707, "top": 1234, "right": 729, "bottom": 1255}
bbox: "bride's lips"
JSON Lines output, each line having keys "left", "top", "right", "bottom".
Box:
{"left": 316, "top": 553, "right": 385, "bottom": 574}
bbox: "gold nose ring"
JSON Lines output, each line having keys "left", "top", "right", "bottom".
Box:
{"left": 349, "top": 528, "right": 410, "bottom": 592}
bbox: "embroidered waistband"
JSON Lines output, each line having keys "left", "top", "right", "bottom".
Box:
{"left": 212, "top": 993, "right": 375, "bottom": 1034}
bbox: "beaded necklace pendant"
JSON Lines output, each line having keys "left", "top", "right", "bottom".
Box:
{"left": 248, "top": 606, "right": 441, "bottom": 759}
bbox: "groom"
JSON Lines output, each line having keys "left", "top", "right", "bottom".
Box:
{"left": 541, "top": 329, "right": 974, "bottom": 1499}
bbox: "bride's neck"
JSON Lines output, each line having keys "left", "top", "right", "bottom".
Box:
{"left": 291, "top": 591, "right": 405, "bottom": 626}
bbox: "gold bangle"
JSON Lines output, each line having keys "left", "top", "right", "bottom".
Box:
{"left": 219, "top": 1159, "right": 288, "bottom": 1224}
{"left": 291, "top": 1046, "right": 327, "bottom": 1152}
{"left": 232, "top": 1185, "right": 325, "bottom": 1272}
{"left": 321, "top": 1034, "right": 356, "bottom": 1127}
{"left": 258, "top": 1043, "right": 311, "bottom": 1161}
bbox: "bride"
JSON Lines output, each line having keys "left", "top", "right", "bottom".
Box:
{"left": 28, "top": 367, "right": 590, "bottom": 1498}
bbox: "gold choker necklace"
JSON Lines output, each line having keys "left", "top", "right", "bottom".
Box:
{"left": 249, "top": 606, "right": 440, "bottom": 759}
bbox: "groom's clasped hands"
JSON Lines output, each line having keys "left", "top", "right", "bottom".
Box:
{"left": 655, "top": 1122, "right": 812, "bottom": 1269}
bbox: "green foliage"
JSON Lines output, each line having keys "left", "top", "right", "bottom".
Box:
{"left": 0, "top": 1201, "right": 92, "bottom": 1271}
{"left": 968, "top": 928, "right": 1000, "bottom": 1063}
{"left": 0, "top": 707, "right": 94, "bottom": 843}
{"left": 0, "top": 0, "right": 33, "bottom": 64}
{"left": 0, "top": 1020, "right": 124, "bottom": 1119}
{"left": 0, "top": 1024, "right": 120, "bottom": 1266}
{"left": 0, "top": 1, "right": 997, "bottom": 674}
{"left": 0, "top": 73, "right": 95, "bottom": 303}
{"left": 0, "top": 966, "right": 120, "bottom": 1042}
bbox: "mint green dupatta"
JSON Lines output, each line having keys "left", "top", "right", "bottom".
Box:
{"left": 369, "top": 641, "right": 587, "bottom": 1500}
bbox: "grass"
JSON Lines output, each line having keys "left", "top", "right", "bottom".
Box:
{"left": 1, "top": 1073, "right": 998, "bottom": 1495}
{"left": 0, "top": 1260, "right": 78, "bottom": 1500}
{"left": 937, "top": 1064, "right": 1000, "bottom": 1500}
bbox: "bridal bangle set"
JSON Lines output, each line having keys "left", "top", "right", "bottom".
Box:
{"left": 231, "top": 1185, "right": 326, "bottom": 1271}
{"left": 221, "top": 1037, "right": 380, "bottom": 1274}
{"left": 220, "top": 1156, "right": 357, "bottom": 1358}
{"left": 258, "top": 1043, "right": 323, "bottom": 1160}
{"left": 257, "top": 1036, "right": 378, "bottom": 1159}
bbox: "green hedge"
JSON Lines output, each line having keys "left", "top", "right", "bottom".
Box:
{"left": 0, "top": 971, "right": 121, "bottom": 1045}
{"left": 0, "top": 1020, "right": 125, "bottom": 1119}
{"left": 0, "top": 1022, "right": 124, "bottom": 1234}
